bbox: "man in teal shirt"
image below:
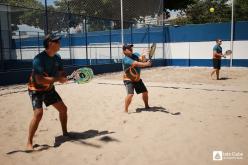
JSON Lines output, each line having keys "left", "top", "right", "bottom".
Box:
{"left": 122, "top": 44, "right": 151, "bottom": 113}
{"left": 211, "top": 39, "right": 223, "bottom": 80}
{"left": 27, "top": 33, "right": 70, "bottom": 150}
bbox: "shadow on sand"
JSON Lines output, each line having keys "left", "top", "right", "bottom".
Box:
{"left": 134, "top": 106, "right": 181, "bottom": 115}
{"left": 218, "top": 77, "right": 231, "bottom": 80}
{"left": 6, "top": 129, "right": 116, "bottom": 155}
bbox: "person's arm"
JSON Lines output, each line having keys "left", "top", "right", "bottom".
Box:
{"left": 139, "top": 49, "right": 149, "bottom": 62}
{"left": 57, "top": 70, "right": 67, "bottom": 83}
{"left": 132, "top": 60, "right": 151, "bottom": 67}
{"left": 35, "top": 75, "right": 60, "bottom": 84}
{"left": 213, "top": 51, "right": 223, "bottom": 58}
{"left": 56, "top": 56, "right": 67, "bottom": 83}
{"left": 35, "top": 73, "right": 67, "bottom": 84}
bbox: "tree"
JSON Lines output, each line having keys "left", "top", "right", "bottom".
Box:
{"left": 52, "top": 0, "right": 195, "bottom": 30}
{"left": 0, "top": 0, "right": 200, "bottom": 32}
{"left": 0, "top": 0, "right": 44, "bottom": 9}
{"left": 163, "top": 0, "right": 195, "bottom": 18}
{"left": 1, "top": 0, "right": 45, "bottom": 31}
{"left": 170, "top": 0, "right": 248, "bottom": 25}
{"left": 235, "top": 0, "right": 248, "bottom": 21}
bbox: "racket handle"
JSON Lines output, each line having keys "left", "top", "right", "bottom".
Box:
{"left": 67, "top": 70, "right": 78, "bottom": 80}
{"left": 67, "top": 74, "right": 73, "bottom": 80}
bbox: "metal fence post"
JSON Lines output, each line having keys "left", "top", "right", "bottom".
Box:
{"left": 84, "top": 17, "right": 89, "bottom": 65}
{"left": 131, "top": 22, "right": 133, "bottom": 44}
{"left": 109, "top": 20, "right": 112, "bottom": 63}
{"left": 68, "top": 32, "right": 73, "bottom": 65}
{"left": 44, "top": 0, "right": 49, "bottom": 34}
{"left": 0, "top": 19, "right": 4, "bottom": 71}
{"left": 148, "top": 24, "right": 150, "bottom": 46}
{"left": 38, "top": 32, "right": 40, "bottom": 53}
{"left": 19, "top": 31, "right": 22, "bottom": 60}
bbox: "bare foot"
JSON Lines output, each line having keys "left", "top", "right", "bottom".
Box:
{"left": 124, "top": 109, "right": 128, "bottom": 113}
{"left": 26, "top": 143, "right": 33, "bottom": 150}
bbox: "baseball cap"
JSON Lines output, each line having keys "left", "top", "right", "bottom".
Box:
{"left": 43, "top": 33, "right": 61, "bottom": 48}
{"left": 122, "top": 44, "right": 133, "bottom": 50}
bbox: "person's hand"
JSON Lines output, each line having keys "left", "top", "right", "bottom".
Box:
{"left": 58, "top": 76, "right": 67, "bottom": 83}
{"left": 146, "top": 60, "right": 152, "bottom": 67}
{"left": 140, "top": 55, "right": 147, "bottom": 62}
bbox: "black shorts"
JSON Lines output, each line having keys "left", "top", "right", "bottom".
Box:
{"left": 28, "top": 87, "right": 62, "bottom": 110}
{"left": 124, "top": 79, "right": 148, "bottom": 94}
{"left": 213, "top": 59, "right": 221, "bottom": 69}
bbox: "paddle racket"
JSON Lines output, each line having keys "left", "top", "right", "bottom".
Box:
{"left": 67, "top": 67, "right": 94, "bottom": 84}
{"left": 149, "top": 43, "right": 156, "bottom": 60}
{"left": 222, "top": 50, "right": 232, "bottom": 58}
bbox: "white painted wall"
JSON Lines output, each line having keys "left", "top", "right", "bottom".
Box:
{"left": 12, "top": 41, "right": 248, "bottom": 60}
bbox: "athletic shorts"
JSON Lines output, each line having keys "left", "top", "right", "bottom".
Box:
{"left": 213, "top": 58, "right": 221, "bottom": 69}
{"left": 124, "top": 79, "right": 148, "bottom": 94}
{"left": 28, "top": 87, "right": 62, "bottom": 110}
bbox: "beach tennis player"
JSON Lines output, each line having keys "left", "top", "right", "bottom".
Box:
{"left": 27, "top": 33, "right": 70, "bottom": 150}
{"left": 122, "top": 44, "right": 151, "bottom": 113}
{"left": 211, "top": 38, "right": 223, "bottom": 80}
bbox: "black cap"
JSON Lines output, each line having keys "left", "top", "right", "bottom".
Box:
{"left": 122, "top": 44, "right": 133, "bottom": 50}
{"left": 43, "top": 33, "right": 61, "bottom": 48}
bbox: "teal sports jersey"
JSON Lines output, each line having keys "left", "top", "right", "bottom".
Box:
{"left": 213, "top": 45, "right": 222, "bottom": 54}
{"left": 33, "top": 51, "right": 63, "bottom": 77}
{"left": 123, "top": 52, "right": 141, "bottom": 74}
{"left": 28, "top": 51, "right": 63, "bottom": 91}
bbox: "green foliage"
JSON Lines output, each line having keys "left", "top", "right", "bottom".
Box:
{"left": 171, "top": 0, "right": 248, "bottom": 25}
{"left": 1, "top": 0, "right": 248, "bottom": 32}
{"left": 235, "top": 0, "right": 248, "bottom": 21}
{"left": 0, "top": 0, "right": 44, "bottom": 9}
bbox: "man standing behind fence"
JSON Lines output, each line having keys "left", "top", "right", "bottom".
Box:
{"left": 122, "top": 44, "right": 151, "bottom": 113}
{"left": 27, "top": 33, "right": 71, "bottom": 150}
{"left": 211, "top": 39, "right": 223, "bottom": 80}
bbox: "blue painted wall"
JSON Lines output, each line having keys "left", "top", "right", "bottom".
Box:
{"left": 1, "top": 22, "right": 247, "bottom": 85}
{"left": 0, "top": 63, "right": 122, "bottom": 85}
{"left": 13, "top": 21, "right": 248, "bottom": 48}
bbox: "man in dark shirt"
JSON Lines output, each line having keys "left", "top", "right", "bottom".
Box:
{"left": 211, "top": 39, "right": 223, "bottom": 80}
{"left": 27, "top": 33, "right": 69, "bottom": 150}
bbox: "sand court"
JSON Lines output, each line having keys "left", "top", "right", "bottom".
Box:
{"left": 0, "top": 67, "right": 248, "bottom": 165}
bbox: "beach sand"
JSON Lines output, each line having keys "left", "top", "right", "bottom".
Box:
{"left": 0, "top": 67, "right": 247, "bottom": 165}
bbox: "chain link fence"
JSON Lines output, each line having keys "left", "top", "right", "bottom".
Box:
{"left": 0, "top": 0, "right": 163, "bottom": 71}
{"left": 1, "top": 0, "right": 247, "bottom": 71}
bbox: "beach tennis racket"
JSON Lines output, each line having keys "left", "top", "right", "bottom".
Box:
{"left": 222, "top": 50, "right": 232, "bottom": 58}
{"left": 140, "top": 43, "right": 157, "bottom": 62}
{"left": 67, "top": 67, "right": 94, "bottom": 84}
{"left": 149, "top": 43, "right": 156, "bottom": 60}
